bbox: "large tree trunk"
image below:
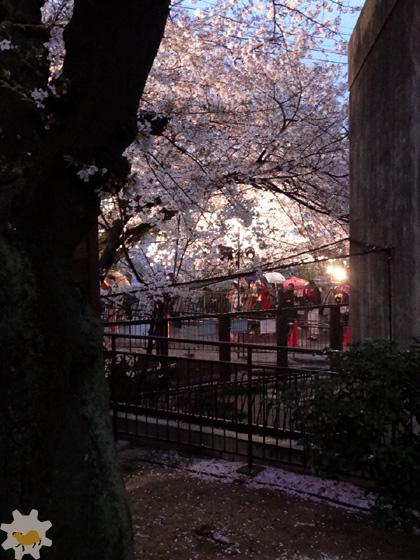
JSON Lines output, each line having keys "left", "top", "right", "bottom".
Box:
{"left": 0, "top": 1, "right": 169, "bottom": 558}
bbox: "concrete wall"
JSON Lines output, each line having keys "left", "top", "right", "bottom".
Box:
{"left": 348, "top": 0, "right": 420, "bottom": 346}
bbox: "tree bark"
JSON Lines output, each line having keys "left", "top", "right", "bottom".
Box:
{"left": 0, "top": 1, "right": 169, "bottom": 558}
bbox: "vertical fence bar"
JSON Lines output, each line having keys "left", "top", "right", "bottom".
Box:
{"left": 247, "top": 346, "right": 253, "bottom": 471}
{"left": 157, "top": 318, "right": 169, "bottom": 357}
{"left": 110, "top": 334, "right": 118, "bottom": 440}
{"left": 276, "top": 308, "right": 288, "bottom": 367}
{"left": 218, "top": 315, "right": 231, "bottom": 380}
{"left": 329, "top": 305, "right": 342, "bottom": 351}
{"left": 234, "top": 364, "right": 239, "bottom": 454}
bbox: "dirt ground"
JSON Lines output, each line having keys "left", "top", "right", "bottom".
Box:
{"left": 120, "top": 446, "right": 419, "bottom": 560}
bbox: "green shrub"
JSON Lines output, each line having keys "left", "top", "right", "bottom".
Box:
{"left": 292, "top": 339, "right": 420, "bottom": 530}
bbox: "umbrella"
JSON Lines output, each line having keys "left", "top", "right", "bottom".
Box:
{"left": 265, "top": 271, "right": 286, "bottom": 284}
{"left": 218, "top": 279, "right": 238, "bottom": 290}
{"left": 244, "top": 273, "right": 270, "bottom": 287}
{"left": 283, "top": 276, "right": 307, "bottom": 289}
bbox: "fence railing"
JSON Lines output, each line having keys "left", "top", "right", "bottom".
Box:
{"left": 104, "top": 304, "right": 349, "bottom": 363}
{"left": 105, "top": 332, "right": 333, "bottom": 469}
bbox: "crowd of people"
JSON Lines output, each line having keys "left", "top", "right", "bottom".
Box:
{"left": 102, "top": 274, "right": 349, "bottom": 333}
{"left": 225, "top": 279, "right": 348, "bottom": 311}
{"left": 226, "top": 279, "right": 276, "bottom": 312}
{"left": 222, "top": 279, "right": 349, "bottom": 342}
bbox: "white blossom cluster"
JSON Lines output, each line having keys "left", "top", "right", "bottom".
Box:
{"left": 41, "top": 1, "right": 74, "bottom": 79}
{"left": 77, "top": 165, "right": 108, "bottom": 182}
{"left": 31, "top": 88, "right": 49, "bottom": 108}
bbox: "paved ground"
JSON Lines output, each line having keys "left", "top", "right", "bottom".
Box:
{"left": 120, "top": 445, "right": 420, "bottom": 560}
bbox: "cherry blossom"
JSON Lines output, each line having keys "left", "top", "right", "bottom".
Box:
{"left": 40, "top": 1, "right": 360, "bottom": 285}
{"left": 99, "top": 0, "right": 357, "bottom": 284}
{"left": 0, "top": 39, "right": 12, "bottom": 51}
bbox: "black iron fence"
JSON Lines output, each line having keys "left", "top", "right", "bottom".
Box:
{"left": 105, "top": 332, "right": 333, "bottom": 469}
{"left": 104, "top": 304, "right": 349, "bottom": 362}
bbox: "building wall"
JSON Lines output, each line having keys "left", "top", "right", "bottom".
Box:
{"left": 348, "top": 0, "right": 420, "bottom": 346}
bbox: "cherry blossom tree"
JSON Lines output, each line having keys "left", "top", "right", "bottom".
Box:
{"left": 100, "top": 0, "right": 357, "bottom": 287}
{"left": 0, "top": 1, "right": 169, "bottom": 558}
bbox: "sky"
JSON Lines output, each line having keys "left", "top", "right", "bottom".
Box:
{"left": 342, "top": 0, "right": 365, "bottom": 32}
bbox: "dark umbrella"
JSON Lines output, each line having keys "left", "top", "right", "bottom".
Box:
{"left": 244, "top": 273, "right": 270, "bottom": 287}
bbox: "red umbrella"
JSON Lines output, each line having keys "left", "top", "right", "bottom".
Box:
{"left": 283, "top": 276, "right": 307, "bottom": 289}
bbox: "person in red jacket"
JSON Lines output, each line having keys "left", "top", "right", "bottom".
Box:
{"left": 255, "top": 279, "right": 273, "bottom": 310}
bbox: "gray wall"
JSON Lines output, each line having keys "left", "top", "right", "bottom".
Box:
{"left": 348, "top": 0, "right": 420, "bottom": 346}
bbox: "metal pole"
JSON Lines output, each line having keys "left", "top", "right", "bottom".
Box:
{"left": 247, "top": 346, "right": 253, "bottom": 471}
{"left": 111, "top": 334, "right": 118, "bottom": 440}
{"left": 218, "top": 315, "right": 231, "bottom": 362}
{"left": 236, "top": 346, "right": 263, "bottom": 476}
{"left": 329, "top": 305, "right": 342, "bottom": 351}
{"left": 276, "top": 307, "right": 288, "bottom": 367}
